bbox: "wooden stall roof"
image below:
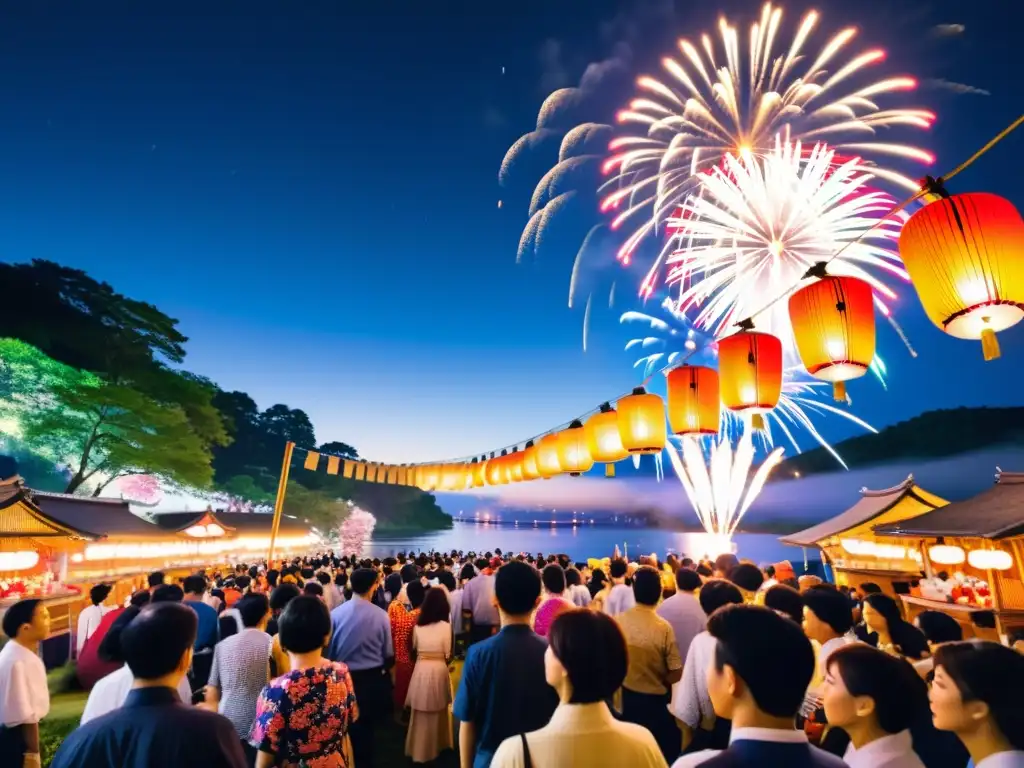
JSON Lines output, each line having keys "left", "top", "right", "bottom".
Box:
{"left": 151, "top": 509, "right": 236, "bottom": 535}
{"left": 780, "top": 475, "right": 947, "bottom": 548}
{"left": 29, "top": 490, "right": 163, "bottom": 539}
{"left": 153, "top": 510, "right": 310, "bottom": 535}
{"left": 875, "top": 471, "right": 1024, "bottom": 540}
{"left": 0, "top": 479, "right": 98, "bottom": 540}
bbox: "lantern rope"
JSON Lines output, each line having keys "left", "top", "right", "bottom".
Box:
{"left": 305, "top": 114, "right": 1024, "bottom": 469}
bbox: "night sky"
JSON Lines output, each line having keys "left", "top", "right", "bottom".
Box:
{"left": 0, "top": 0, "right": 1021, "bottom": 464}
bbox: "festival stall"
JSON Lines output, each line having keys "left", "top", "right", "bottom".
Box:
{"left": 874, "top": 470, "right": 1024, "bottom": 639}
{"left": 779, "top": 475, "right": 947, "bottom": 596}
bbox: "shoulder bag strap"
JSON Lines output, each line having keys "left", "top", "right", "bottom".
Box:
{"left": 520, "top": 733, "right": 533, "bottom": 768}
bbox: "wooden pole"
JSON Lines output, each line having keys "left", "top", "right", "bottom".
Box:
{"left": 267, "top": 441, "right": 295, "bottom": 564}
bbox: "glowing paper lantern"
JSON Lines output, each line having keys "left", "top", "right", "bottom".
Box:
{"left": 899, "top": 191, "right": 1024, "bottom": 361}
{"left": 508, "top": 448, "right": 525, "bottom": 482}
{"left": 556, "top": 420, "right": 594, "bottom": 476}
{"left": 485, "top": 453, "right": 502, "bottom": 485}
{"left": 789, "top": 276, "right": 876, "bottom": 400}
{"left": 471, "top": 458, "right": 488, "bottom": 488}
{"left": 536, "top": 433, "right": 563, "bottom": 478}
{"left": 967, "top": 548, "right": 1013, "bottom": 571}
{"left": 666, "top": 366, "right": 720, "bottom": 435}
{"left": 584, "top": 403, "right": 629, "bottom": 477}
{"left": 718, "top": 331, "right": 783, "bottom": 430}
{"left": 522, "top": 440, "right": 541, "bottom": 481}
{"left": 421, "top": 464, "right": 440, "bottom": 491}
{"left": 928, "top": 543, "right": 966, "bottom": 566}
{"left": 616, "top": 387, "right": 666, "bottom": 454}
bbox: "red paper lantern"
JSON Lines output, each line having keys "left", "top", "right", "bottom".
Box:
{"left": 666, "top": 366, "right": 720, "bottom": 435}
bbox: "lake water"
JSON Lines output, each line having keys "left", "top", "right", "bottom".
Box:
{"left": 367, "top": 521, "right": 810, "bottom": 567}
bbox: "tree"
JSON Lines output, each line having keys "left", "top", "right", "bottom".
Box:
{"left": 282, "top": 480, "right": 350, "bottom": 533}
{"left": 318, "top": 441, "right": 359, "bottom": 459}
{"left": 21, "top": 379, "right": 223, "bottom": 495}
{"left": 260, "top": 404, "right": 316, "bottom": 450}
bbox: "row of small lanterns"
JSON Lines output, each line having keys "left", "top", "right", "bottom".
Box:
{"left": 403, "top": 187, "right": 1023, "bottom": 492}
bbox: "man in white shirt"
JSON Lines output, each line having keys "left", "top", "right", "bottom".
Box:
{"left": 77, "top": 584, "right": 113, "bottom": 655}
{"left": 0, "top": 598, "right": 51, "bottom": 768}
{"left": 657, "top": 568, "right": 706, "bottom": 663}
{"left": 602, "top": 558, "right": 636, "bottom": 617}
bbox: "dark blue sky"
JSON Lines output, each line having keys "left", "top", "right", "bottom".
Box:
{"left": 0, "top": 0, "right": 1021, "bottom": 463}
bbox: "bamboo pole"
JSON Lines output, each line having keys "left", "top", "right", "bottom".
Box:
{"left": 267, "top": 441, "right": 295, "bottom": 564}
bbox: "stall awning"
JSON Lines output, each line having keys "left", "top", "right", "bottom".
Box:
{"left": 0, "top": 481, "right": 98, "bottom": 540}
{"left": 875, "top": 471, "right": 1024, "bottom": 540}
{"left": 780, "top": 475, "right": 947, "bottom": 548}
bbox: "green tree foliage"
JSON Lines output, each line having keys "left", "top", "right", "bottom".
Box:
{"left": 318, "top": 441, "right": 359, "bottom": 459}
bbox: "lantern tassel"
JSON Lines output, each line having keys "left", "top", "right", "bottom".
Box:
{"left": 605, "top": 463, "right": 615, "bottom": 478}
{"left": 833, "top": 381, "right": 847, "bottom": 402}
{"left": 981, "top": 327, "right": 1001, "bottom": 361}
{"left": 751, "top": 414, "right": 765, "bottom": 431}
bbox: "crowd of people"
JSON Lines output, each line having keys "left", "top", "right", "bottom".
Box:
{"left": 0, "top": 548, "right": 1022, "bottom": 768}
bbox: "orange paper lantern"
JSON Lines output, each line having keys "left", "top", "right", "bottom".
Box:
{"left": 666, "top": 366, "right": 720, "bottom": 435}
{"left": 521, "top": 440, "right": 541, "bottom": 481}
{"left": 536, "top": 433, "right": 562, "bottom": 478}
{"left": 616, "top": 387, "right": 666, "bottom": 454}
{"left": 471, "top": 458, "right": 488, "bottom": 488}
{"left": 789, "top": 276, "right": 876, "bottom": 400}
{"left": 584, "top": 403, "right": 629, "bottom": 470}
{"left": 718, "top": 331, "right": 783, "bottom": 430}
{"left": 899, "top": 191, "right": 1024, "bottom": 361}
{"left": 421, "top": 464, "right": 440, "bottom": 491}
{"left": 556, "top": 420, "right": 595, "bottom": 476}
{"left": 508, "top": 448, "right": 525, "bottom": 482}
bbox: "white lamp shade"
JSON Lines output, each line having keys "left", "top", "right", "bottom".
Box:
{"left": 928, "top": 544, "right": 966, "bottom": 565}
{"left": 0, "top": 551, "right": 40, "bottom": 571}
{"left": 967, "top": 549, "right": 1013, "bottom": 571}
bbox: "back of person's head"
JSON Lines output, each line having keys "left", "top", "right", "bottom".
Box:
{"left": 437, "top": 570, "right": 456, "bottom": 592}
{"left": 235, "top": 575, "right": 252, "bottom": 592}
{"left": 609, "top": 558, "right": 628, "bottom": 579}
{"left": 300, "top": 567, "right": 315, "bottom": 581}
{"left": 860, "top": 582, "right": 882, "bottom": 595}
{"left": 729, "top": 563, "right": 765, "bottom": 593}
{"left": 708, "top": 604, "right": 815, "bottom": 719}
{"left": 407, "top": 581, "right": 427, "bottom": 610}
{"left": 90, "top": 584, "right": 112, "bottom": 606}
{"left": 696, "top": 562, "right": 713, "bottom": 577}
{"left": 764, "top": 584, "right": 803, "bottom": 624}
{"left": 350, "top": 568, "right": 378, "bottom": 596}
{"left": 267, "top": 569, "right": 280, "bottom": 587}
{"left": 270, "top": 582, "right": 301, "bottom": 614}
{"left": 237, "top": 593, "right": 270, "bottom": 628}
{"left": 148, "top": 571, "right": 165, "bottom": 588}
{"left": 400, "top": 563, "right": 420, "bottom": 584}
{"left": 699, "top": 579, "right": 744, "bottom": 616}
{"left": 932, "top": 640, "right": 1024, "bottom": 749}
{"left": 278, "top": 595, "right": 331, "bottom": 654}
{"left": 916, "top": 610, "right": 963, "bottom": 645}
{"left": 764, "top": 565, "right": 776, "bottom": 578}
{"left": 334, "top": 571, "right": 348, "bottom": 589}
{"left": 548, "top": 610, "right": 627, "bottom": 703}
{"left": 803, "top": 585, "right": 854, "bottom": 636}
{"left": 459, "top": 562, "right": 476, "bottom": 582}
{"left": 417, "top": 587, "right": 450, "bottom": 626}
{"left": 494, "top": 560, "right": 541, "bottom": 617}
{"left": 2, "top": 599, "right": 42, "bottom": 640}
{"left": 316, "top": 571, "right": 331, "bottom": 585}
{"left": 98, "top": 606, "right": 141, "bottom": 663}
{"left": 182, "top": 574, "right": 207, "bottom": 596}
{"left": 303, "top": 581, "right": 324, "bottom": 598}
{"left": 825, "top": 644, "right": 929, "bottom": 734}
{"left": 969, "top": 610, "right": 996, "bottom": 630}
{"left": 632, "top": 565, "right": 662, "bottom": 606}
{"left": 130, "top": 590, "right": 152, "bottom": 608}
{"left": 542, "top": 564, "right": 566, "bottom": 595}
{"left": 714, "top": 553, "right": 739, "bottom": 577}
{"left": 122, "top": 603, "right": 197, "bottom": 680}
{"left": 863, "top": 593, "right": 928, "bottom": 658}
{"left": 590, "top": 568, "right": 607, "bottom": 588}
{"left": 676, "top": 568, "right": 702, "bottom": 593}
{"left": 564, "top": 568, "right": 582, "bottom": 588}
{"left": 151, "top": 584, "right": 184, "bottom": 603}
{"left": 474, "top": 558, "right": 489, "bottom": 572}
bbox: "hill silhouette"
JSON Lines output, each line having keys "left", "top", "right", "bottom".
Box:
{"left": 777, "top": 407, "right": 1024, "bottom": 478}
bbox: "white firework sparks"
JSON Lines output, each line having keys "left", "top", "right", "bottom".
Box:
{"left": 666, "top": 139, "right": 909, "bottom": 345}
{"left": 665, "top": 431, "right": 785, "bottom": 553}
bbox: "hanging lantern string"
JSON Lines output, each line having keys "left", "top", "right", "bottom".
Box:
{"left": 319, "top": 114, "right": 1024, "bottom": 469}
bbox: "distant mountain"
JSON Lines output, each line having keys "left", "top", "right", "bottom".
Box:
{"left": 777, "top": 407, "right": 1024, "bottom": 478}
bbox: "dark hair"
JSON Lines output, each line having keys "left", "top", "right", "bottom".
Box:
{"left": 709, "top": 605, "right": 815, "bottom": 718}
{"left": 828, "top": 644, "right": 929, "bottom": 734}
{"left": 147, "top": 571, "right": 165, "bottom": 588}
{"left": 122, "top": 603, "right": 197, "bottom": 680}
{"left": 916, "top": 610, "right": 963, "bottom": 645}
{"left": 400, "top": 563, "right": 420, "bottom": 584}
{"left": 182, "top": 575, "right": 207, "bottom": 596}
{"left": 969, "top": 610, "right": 996, "bottom": 629}
{"left": 316, "top": 572, "right": 331, "bottom": 585}
{"left": 933, "top": 641, "right": 1024, "bottom": 749}
{"left": 98, "top": 606, "right": 140, "bottom": 662}
{"left": 459, "top": 562, "right": 476, "bottom": 582}
{"left": 549, "top": 610, "right": 628, "bottom": 703}
{"left": 270, "top": 583, "right": 301, "bottom": 613}
{"left": 278, "top": 595, "right": 332, "bottom": 654}
{"left": 565, "top": 569, "right": 582, "bottom": 588}
{"left": 494, "top": 561, "right": 541, "bottom": 616}
{"left": 729, "top": 563, "right": 765, "bottom": 593}
{"left": 151, "top": 584, "right": 184, "bottom": 603}
{"left": 474, "top": 558, "right": 489, "bottom": 572}
{"left": 2, "top": 599, "right": 42, "bottom": 639}
{"left": 417, "top": 588, "right": 450, "bottom": 626}
{"left": 542, "top": 564, "right": 566, "bottom": 595}
{"left": 407, "top": 581, "right": 427, "bottom": 610}
{"left": 350, "top": 568, "right": 378, "bottom": 595}
{"left": 130, "top": 590, "right": 151, "bottom": 608}
{"left": 764, "top": 584, "right": 803, "bottom": 624}
{"left": 236, "top": 593, "right": 270, "bottom": 628}
{"left": 696, "top": 563, "right": 713, "bottom": 578}
{"left": 632, "top": 566, "right": 662, "bottom": 606}
{"left": 609, "top": 558, "right": 628, "bottom": 579}
{"left": 90, "top": 584, "right": 112, "bottom": 606}
{"left": 676, "top": 568, "right": 702, "bottom": 592}
{"left": 437, "top": 571, "right": 457, "bottom": 592}
{"left": 803, "top": 585, "right": 854, "bottom": 635}
{"left": 863, "top": 594, "right": 929, "bottom": 659}
{"left": 300, "top": 567, "right": 315, "bottom": 580}
{"left": 859, "top": 582, "right": 883, "bottom": 595}
{"left": 698, "top": 579, "right": 744, "bottom": 616}
{"left": 235, "top": 575, "right": 251, "bottom": 591}
{"left": 714, "top": 553, "right": 739, "bottom": 576}
{"left": 303, "top": 581, "right": 324, "bottom": 598}
{"left": 334, "top": 572, "right": 348, "bottom": 588}
{"left": 764, "top": 565, "right": 776, "bottom": 578}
